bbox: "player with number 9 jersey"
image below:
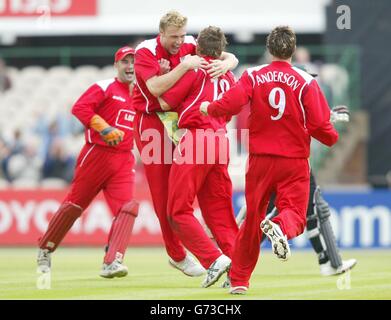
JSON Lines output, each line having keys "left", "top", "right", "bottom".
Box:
{"left": 207, "top": 62, "right": 338, "bottom": 157}
{"left": 203, "top": 26, "right": 339, "bottom": 293}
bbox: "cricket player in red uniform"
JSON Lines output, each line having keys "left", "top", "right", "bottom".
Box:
{"left": 133, "top": 11, "right": 238, "bottom": 277}
{"left": 158, "top": 26, "right": 239, "bottom": 288}
{"left": 37, "top": 46, "right": 138, "bottom": 279}
{"left": 201, "top": 26, "right": 339, "bottom": 294}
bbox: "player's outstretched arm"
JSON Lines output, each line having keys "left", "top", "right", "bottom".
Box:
{"left": 201, "top": 73, "right": 252, "bottom": 117}
{"left": 200, "top": 84, "right": 247, "bottom": 117}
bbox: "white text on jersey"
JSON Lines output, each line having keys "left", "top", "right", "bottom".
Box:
{"left": 255, "top": 71, "right": 300, "bottom": 91}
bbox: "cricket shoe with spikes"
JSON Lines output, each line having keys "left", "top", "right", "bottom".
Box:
{"left": 37, "top": 248, "right": 51, "bottom": 273}
{"left": 201, "top": 254, "right": 231, "bottom": 288}
{"left": 261, "top": 219, "right": 291, "bottom": 261}
{"left": 100, "top": 258, "right": 128, "bottom": 278}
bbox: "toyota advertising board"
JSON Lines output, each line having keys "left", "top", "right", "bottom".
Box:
{"left": 0, "top": 189, "right": 390, "bottom": 249}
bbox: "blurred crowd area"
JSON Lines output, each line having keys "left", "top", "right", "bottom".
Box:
{"left": 0, "top": 46, "right": 349, "bottom": 188}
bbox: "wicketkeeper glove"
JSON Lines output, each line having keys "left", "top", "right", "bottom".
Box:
{"left": 90, "top": 115, "right": 125, "bottom": 146}
{"left": 99, "top": 127, "right": 125, "bottom": 146}
{"left": 156, "top": 111, "right": 182, "bottom": 145}
{"left": 330, "top": 105, "right": 350, "bottom": 123}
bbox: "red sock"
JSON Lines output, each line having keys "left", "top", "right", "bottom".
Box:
{"left": 38, "top": 202, "right": 83, "bottom": 252}
{"left": 104, "top": 200, "right": 139, "bottom": 264}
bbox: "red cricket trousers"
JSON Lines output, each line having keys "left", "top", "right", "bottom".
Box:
{"left": 38, "top": 143, "right": 136, "bottom": 261}
{"left": 66, "top": 143, "right": 135, "bottom": 214}
{"left": 167, "top": 129, "right": 239, "bottom": 269}
{"left": 230, "top": 155, "right": 310, "bottom": 288}
{"left": 134, "top": 112, "right": 187, "bottom": 262}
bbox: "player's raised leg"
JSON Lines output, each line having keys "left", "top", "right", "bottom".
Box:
{"left": 270, "top": 158, "right": 309, "bottom": 240}
{"left": 37, "top": 145, "right": 105, "bottom": 273}
{"left": 37, "top": 202, "right": 83, "bottom": 273}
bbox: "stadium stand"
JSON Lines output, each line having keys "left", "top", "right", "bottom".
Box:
{"left": 0, "top": 48, "right": 354, "bottom": 189}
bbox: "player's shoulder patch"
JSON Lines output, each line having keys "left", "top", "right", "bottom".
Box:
{"left": 135, "top": 38, "right": 158, "bottom": 56}
{"left": 96, "top": 78, "right": 116, "bottom": 92}
{"left": 291, "top": 66, "right": 314, "bottom": 84}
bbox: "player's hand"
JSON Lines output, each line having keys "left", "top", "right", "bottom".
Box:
{"left": 200, "top": 101, "right": 210, "bottom": 116}
{"left": 330, "top": 105, "right": 350, "bottom": 123}
{"left": 182, "top": 55, "right": 205, "bottom": 70}
{"left": 158, "top": 58, "right": 170, "bottom": 75}
{"left": 206, "top": 59, "right": 229, "bottom": 79}
{"left": 199, "top": 57, "right": 209, "bottom": 69}
{"left": 100, "top": 127, "right": 125, "bottom": 146}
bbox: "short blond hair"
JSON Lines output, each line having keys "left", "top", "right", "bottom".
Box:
{"left": 159, "top": 10, "right": 188, "bottom": 32}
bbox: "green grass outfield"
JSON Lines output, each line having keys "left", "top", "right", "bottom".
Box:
{"left": 0, "top": 247, "right": 390, "bottom": 300}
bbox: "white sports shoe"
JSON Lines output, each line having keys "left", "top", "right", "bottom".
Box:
{"left": 37, "top": 248, "right": 51, "bottom": 273}
{"left": 261, "top": 219, "right": 291, "bottom": 261}
{"left": 229, "top": 286, "right": 248, "bottom": 295}
{"left": 100, "top": 259, "right": 128, "bottom": 278}
{"left": 320, "top": 259, "right": 357, "bottom": 276}
{"left": 169, "top": 254, "right": 206, "bottom": 277}
{"left": 201, "top": 254, "right": 231, "bottom": 288}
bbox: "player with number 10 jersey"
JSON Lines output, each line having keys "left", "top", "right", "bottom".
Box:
{"left": 161, "top": 65, "right": 234, "bottom": 131}
{"left": 158, "top": 26, "right": 238, "bottom": 287}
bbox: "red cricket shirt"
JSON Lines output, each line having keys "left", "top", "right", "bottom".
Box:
{"left": 207, "top": 61, "right": 339, "bottom": 158}
{"left": 72, "top": 78, "right": 135, "bottom": 152}
{"left": 162, "top": 59, "right": 235, "bottom": 131}
{"left": 133, "top": 35, "right": 196, "bottom": 114}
